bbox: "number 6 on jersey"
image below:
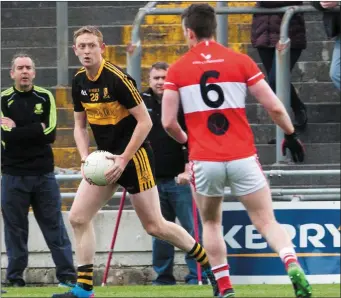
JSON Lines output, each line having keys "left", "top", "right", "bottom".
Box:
{"left": 163, "top": 41, "right": 263, "bottom": 161}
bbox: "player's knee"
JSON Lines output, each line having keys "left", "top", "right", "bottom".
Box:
{"left": 69, "top": 212, "right": 88, "bottom": 228}
{"left": 144, "top": 221, "right": 164, "bottom": 238}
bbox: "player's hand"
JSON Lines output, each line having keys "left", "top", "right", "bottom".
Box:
{"left": 105, "top": 155, "right": 128, "bottom": 184}
{"left": 320, "top": 1, "right": 338, "bottom": 9}
{"left": 282, "top": 132, "right": 305, "bottom": 163}
{"left": 1, "top": 117, "right": 16, "bottom": 128}
{"left": 176, "top": 171, "right": 190, "bottom": 185}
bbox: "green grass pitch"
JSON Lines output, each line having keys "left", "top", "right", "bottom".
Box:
{"left": 1, "top": 284, "right": 340, "bottom": 297}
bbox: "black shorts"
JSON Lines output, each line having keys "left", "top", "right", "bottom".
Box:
{"left": 117, "top": 143, "right": 156, "bottom": 194}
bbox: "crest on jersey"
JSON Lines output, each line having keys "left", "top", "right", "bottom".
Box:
{"left": 103, "top": 87, "right": 110, "bottom": 99}
{"left": 34, "top": 103, "right": 43, "bottom": 114}
{"left": 201, "top": 53, "right": 212, "bottom": 60}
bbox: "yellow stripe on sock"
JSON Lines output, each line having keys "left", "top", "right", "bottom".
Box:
{"left": 77, "top": 278, "right": 93, "bottom": 285}
{"left": 190, "top": 244, "right": 201, "bottom": 257}
{"left": 196, "top": 249, "right": 206, "bottom": 260}
{"left": 78, "top": 272, "right": 94, "bottom": 277}
{"left": 199, "top": 255, "right": 209, "bottom": 266}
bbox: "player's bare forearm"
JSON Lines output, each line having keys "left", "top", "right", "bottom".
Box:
{"left": 122, "top": 120, "right": 152, "bottom": 161}
{"left": 163, "top": 122, "right": 188, "bottom": 144}
{"left": 249, "top": 80, "right": 295, "bottom": 135}
{"left": 122, "top": 103, "right": 153, "bottom": 162}
{"left": 73, "top": 111, "right": 89, "bottom": 161}
{"left": 161, "top": 89, "right": 187, "bottom": 143}
{"left": 74, "top": 126, "right": 90, "bottom": 161}
{"left": 161, "top": 93, "right": 187, "bottom": 143}
{"left": 268, "top": 109, "right": 295, "bottom": 135}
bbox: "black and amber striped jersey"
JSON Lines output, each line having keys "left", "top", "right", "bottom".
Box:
{"left": 72, "top": 59, "right": 145, "bottom": 154}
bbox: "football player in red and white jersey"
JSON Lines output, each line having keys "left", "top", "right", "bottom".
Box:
{"left": 162, "top": 4, "right": 311, "bottom": 298}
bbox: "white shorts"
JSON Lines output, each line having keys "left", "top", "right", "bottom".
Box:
{"left": 189, "top": 155, "right": 267, "bottom": 197}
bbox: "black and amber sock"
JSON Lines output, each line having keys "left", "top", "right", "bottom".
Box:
{"left": 188, "top": 243, "right": 219, "bottom": 295}
{"left": 77, "top": 264, "right": 94, "bottom": 291}
{"left": 188, "top": 242, "right": 210, "bottom": 270}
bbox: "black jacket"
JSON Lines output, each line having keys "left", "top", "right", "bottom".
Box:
{"left": 141, "top": 88, "right": 188, "bottom": 179}
{"left": 312, "top": 1, "right": 340, "bottom": 38}
{"left": 1, "top": 86, "right": 57, "bottom": 175}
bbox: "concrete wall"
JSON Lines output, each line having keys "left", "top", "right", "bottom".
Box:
{"left": 1, "top": 211, "right": 189, "bottom": 285}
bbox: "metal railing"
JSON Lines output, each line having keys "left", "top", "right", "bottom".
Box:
{"left": 126, "top": 3, "right": 339, "bottom": 164}
{"left": 60, "top": 190, "right": 340, "bottom": 202}
{"left": 126, "top": 4, "right": 320, "bottom": 89}
{"left": 57, "top": 169, "right": 341, "bottom": 202}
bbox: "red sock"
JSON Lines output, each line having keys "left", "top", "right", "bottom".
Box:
{"left": 212, "top": 264, "right": 233, "bottom": 295}
{"left": 279, "top": 247, "right": 299, "bottom": 270}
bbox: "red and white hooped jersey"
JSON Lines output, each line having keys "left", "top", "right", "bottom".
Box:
{"left": 164, "top": 40, "right": 265, "bottom": 161}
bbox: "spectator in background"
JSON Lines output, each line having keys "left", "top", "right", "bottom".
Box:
{"left": 312, "top": 1, "right": 340, "bottom": 90}
{"left": 251, "top": 1, "right": 308, "bottom": 130}
{"left": 1, "top": 53, "right": 76, "bottom": 288}
{"left": 141, "top": 62, "right": 205, "bottom": 286}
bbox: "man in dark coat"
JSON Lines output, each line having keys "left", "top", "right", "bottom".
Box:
{"left": 251, "top": 1, "right": 308, "bottom": 129}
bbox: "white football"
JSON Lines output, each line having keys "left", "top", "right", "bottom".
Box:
{"left": 83, "top": 150, "right": 115, "bottom": 186}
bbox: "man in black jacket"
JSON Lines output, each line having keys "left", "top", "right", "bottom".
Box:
{"left": 1, "top": 53, "right": 76, "bottom": 287}
{"left": 141, "top": 62, "right": 204, "bottom": 285}
{"left": 312, "top": 1, "right": 340, "bottom": 90}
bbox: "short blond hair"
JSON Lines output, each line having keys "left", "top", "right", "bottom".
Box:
{"left": 73, "top": 25, "right": 103, "bottom": 45}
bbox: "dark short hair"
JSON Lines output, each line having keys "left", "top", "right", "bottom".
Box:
{"left": 181, "top": 4, "right": 217, "bottom": 40}
{"left": 11, "top": 52, "right": 35, "bottom": 70}
{"left": 150, "top": 61, "right": 169, "bottom": 73}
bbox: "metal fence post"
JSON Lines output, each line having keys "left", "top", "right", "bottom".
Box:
{"left": 275, "top": 7, "right": 296, "bottom": 164}
{"left": 216, "top": 2, "right": 228, "bottom": 46}
{"left": 56, "top": 2, "right": 69, "bottom": 86}
{"left": 127, "top": 2, "right": 158, "bottom": 90}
